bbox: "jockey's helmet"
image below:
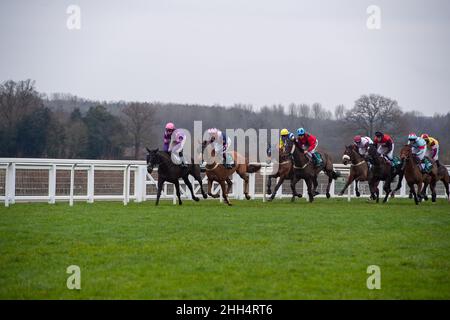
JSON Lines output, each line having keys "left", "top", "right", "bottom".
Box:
{"left": 280, "top": 128, "right": 289, "bottom": 136}
{"left": 165, "top": 122, "right": 175, "bottom": 131}
{"left": 408, "top": 133, "right": 418, "bottom": 141}
{"left": 375, "top": 131, "right": 383, "bottom": 138}
{"left": 354, "top": 135, "right": 362, "bottom": 143}
{"left": 297, "top": 128, "right": 305, "bottom": 136}
{"left": 421, "top": 133, "right": 429, "bottom": 140}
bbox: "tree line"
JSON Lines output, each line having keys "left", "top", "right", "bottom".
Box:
{"left": 1, "top": 79, "right": 449, "bottom": 163}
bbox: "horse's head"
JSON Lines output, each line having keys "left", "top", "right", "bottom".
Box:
{"left": 342, "top": 145, "right": 355, "bottom": 165}
{"left": 146, "top": 147, "right": 160, "bottom": 174}
{"left": 399, "top": 144, "right": 412, "bottom": 161}
{"left": 367, "top": 143, "right": 378, "bottom": 159}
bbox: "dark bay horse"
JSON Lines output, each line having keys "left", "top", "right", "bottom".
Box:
{"left": 266, "top": 150, "right": 302, "bottom": 201}
{"left": 146, "top": 148, "right": 207, "bottom": 205}
{"left": 421, "top": 163, "right": 450, "bottom": 202}
{"left": 399, "top": 144, "right": 438, "bottom": 205}
{"left": 311, "top": 149, "right": 340, "bottom": 198}
{"left": 201, "top": 141, "right": 261, "bottom": 206}
{"left": 286, "top": 139, "right": 316, "bottom": 202}
{"left": 339, "top": 144, "right": 369, "bottom": 197}
{"left": 366, "top": 144, "right": 404, "bottom": 203}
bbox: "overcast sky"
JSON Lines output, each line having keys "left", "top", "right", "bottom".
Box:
{"left": 1, "top": 0, "right": 449, "bottom": 114}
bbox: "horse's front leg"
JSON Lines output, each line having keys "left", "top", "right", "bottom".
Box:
{"left": 313, "top": 176, "right": 319, "bottom": 196}
{"left": 382, "top": 179, "right": 392, "bottom": 203}
{"left": 339, "top": 173, "right": 354, "bottom": 196}
{"left": 155, "top": 178, "right": 165, "bottom": 206}
{"left": 355, "top": 180, "right": 360, "bottom": 197}
{"left": 183, "top": 176, "right": 199, "bottom": 202}
{"left": 174, "top": 180, "right": 183, "bottom": 205}
{"left": 290, "top": 174, "right": 300, "bottom": 202}
{"left": 219, "top": 180, "right": 231, "bottom": 206}
{"left": 306, "top": 178, "right": 314, "bottom": 202}
{"left": 325, "top": 175, "right": 332, "bottom": 199}
{"left": 269, "top": 177, "right": 284, "bottom": 201}
{"left": 267, "top": 175, "right": 274, "bottom": 195}
{"left": 207, "top": 178, "right": 218, "bottom": 198}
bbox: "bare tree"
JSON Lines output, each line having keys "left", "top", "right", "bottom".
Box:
{"left": 344, "top": 94, "right": 403, "bottom": 137}
{"left": 334, "top": 104, "right": 346, "bottom": 120}
{"left": 298, "top": 104, "right": 310, "bottom": 118}
{"left": 0, "top": 79, "right": 42, "bottom": 130}
{"left": 122, "top": 102, "right": 154, "bottom": 159}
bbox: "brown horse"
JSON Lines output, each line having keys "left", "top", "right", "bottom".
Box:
{"left": 339, "top": 144, "right": 369, "bottom": 197}
{"left": 201, "top": 140, "right": 261, "bottom": 205}
{"left": 311, "top": 149, "right": 340, "bottom": 198}
{"left": 285, "top": 139, "right": 317, "bottom": 202}
{"left": 266, "top": 150, "right": 302, "bottom": 201}
{"left": 421, "top": 163, "right": 450, "bottom": 202}
{"left": 366, "top": 144, "right": 405, "bottom": 203}
{"left": 399, "top": 144, "right": 438, "bottom": 205}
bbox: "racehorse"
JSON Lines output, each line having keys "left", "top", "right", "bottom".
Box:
{"left": 420, "top": 162, "right": 449, "bottom": 202}
{"left": 146, "top": 148, "right": 207, "bottom": 205}
{"left": 266, "top": 150, "right": 302, "bottom": 201}
{"left": 285, "top": 139, "right": 317, "bottom": 202}
{"left": 311, "top": 149, "right": 340, "bottom": 198}
{"left": 201, "top": 140, "right": 261, "bottom": 206}
{"left": 339, "top": 144, "right": 369, "bottom": 197}
{"left": 366, "top": 144, "right": 403, "bottom": 203}
{"left": 399, "top": 144, "right": 438, "bottom": 205}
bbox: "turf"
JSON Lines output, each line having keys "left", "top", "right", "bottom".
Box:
{"left": 0, "top": 198, "right": 449, "bottom": 299}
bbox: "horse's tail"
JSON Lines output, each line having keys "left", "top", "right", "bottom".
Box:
{"left": 247, "top": 164, "right": 262, "bottom": 173}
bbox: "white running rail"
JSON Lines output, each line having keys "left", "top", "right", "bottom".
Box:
{"left": 0, "top": 158, "right": 449, "bottom": 207}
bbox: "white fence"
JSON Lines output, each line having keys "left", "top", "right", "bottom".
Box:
{"left": 0, "top": 158, "right": 449, "bottom": 207}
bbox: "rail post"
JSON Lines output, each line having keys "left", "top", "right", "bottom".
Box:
{"left": 87, "top": 164, "right": 95, "bottom": 203}
{"left": 69, "top": 164, "right": 77, "bottom": 206}
{"left": 48, "top": 164, "right": 56, "bottom": 204}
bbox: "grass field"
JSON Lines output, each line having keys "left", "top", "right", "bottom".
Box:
{"left": 0, "top": 198, "right": 449, "bottom": 299}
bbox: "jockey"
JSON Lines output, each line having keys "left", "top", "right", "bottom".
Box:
{"left": 421, "top": 133, "right": 440, "bottom": 165}
{"left": 168, "top": 128, "right": 188, "bottom": 167}
{"left": 163, "top": 122, "right": 176, "bottom": 152}
{"left": 373, "top": 131, "right": 394, "bottom": 162}
{"left": 207, "top": 128, "right": 233, "bottom": 169}
{"left": 295, "top": 127, "right": 321, "bottom": 166}
{"left": 408, "top": 133, "right": 431, "bottom": 172}
{"left": 279, "top": 128, "right": 292, "bottom": 152}
{"left": 353, "top": 135, "right": 373, "bottom": 157}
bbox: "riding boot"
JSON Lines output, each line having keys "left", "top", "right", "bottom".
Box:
{"left": 436, "top": 159, "right": 440, "bottom": 167}
{"left": 223, "top": 154, "right": 232, "bottom": 169}
{"left": 311, "top": 153, "right": 321, "bottom": 167}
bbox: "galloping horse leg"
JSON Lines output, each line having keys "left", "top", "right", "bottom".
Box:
{"left": 339, "top": 174, "right": 354, "bottom": 196}
{"left": 192, "top": 169, "right": 207, "bottom": 199}
{"left": 409, "top": 182, "right": 419, "bottom": 205}
{"left": 207, "top": 179, "right": 219, "bottom": 198}
{"left": 267, "top": 174, "right": 274, "bottom": 195}
{"left": 155, "top": 178, "right": 165, "bottom": 206}
{"left": 290, "top": 175, "right": 300, "bottom": 202}
{"left": 391, "top": 172, "right": 403, "bottom": 198}
{"left": 325, "top": 174, "right": 332, "bottom": 198}
{"left": 237, "top": 171, "right": 251, "bottom": 200}
{"left": 182, "top": 176, "right": 199, "bottom": 202}
{"left": 219, "top": 180, "right": 231, "bottom": 206}
{"left": 421, "top": 179, "right": 429, "bottom": 201}
{"left": 430, "top": 178, "right": 437, "bottom": 203}
{"left": 382, "top": 179, "right": 391, "bottom": 203}
{"left": 306, "top": 178, "right": 314, "bottom": 202}
{"left": 269, "top": 176, "right": 285, "bottom": 201}
{"left": 226, "top": 177, "right": 233, "bottom": 193}
{"left": 355, "top": 180, "right": 360, "bottom": 197}
{"left": 312, "top": 176, "right": 320, "bottom": 196}
{"left": 174, "top": 180, "right": 183, "bottom": 205}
